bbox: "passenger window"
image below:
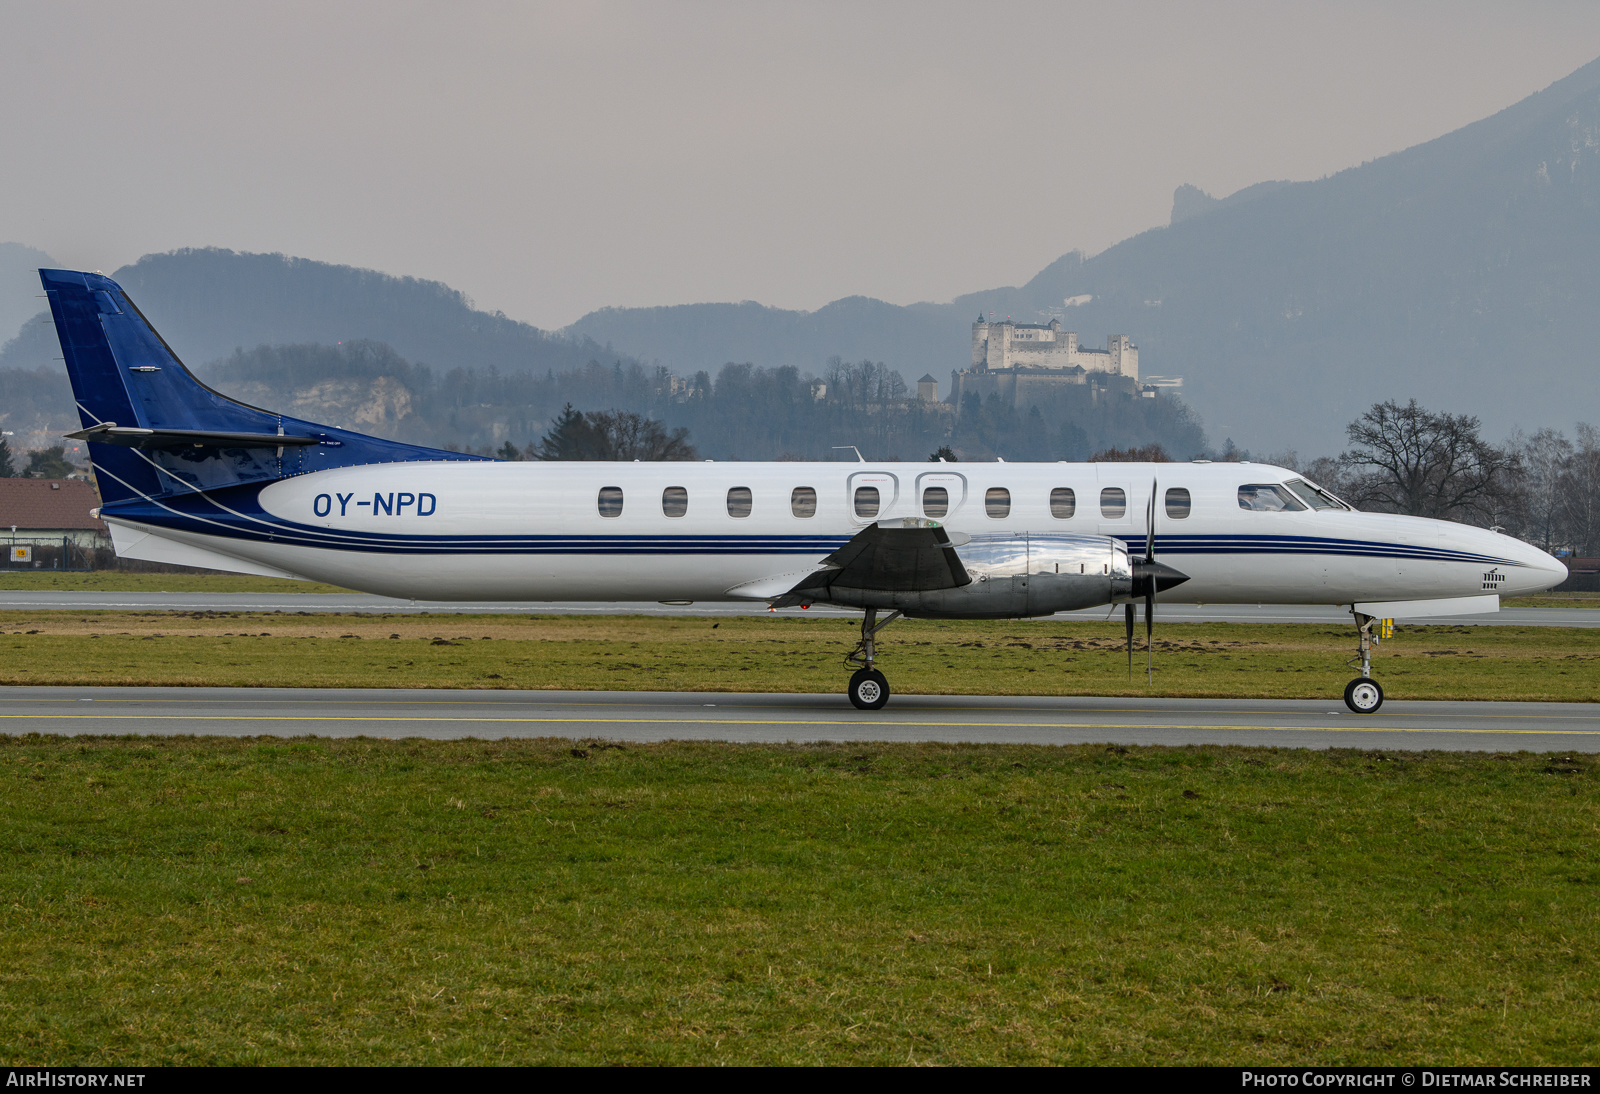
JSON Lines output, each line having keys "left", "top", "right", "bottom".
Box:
{"left": 1050, "top": 487, "right": 1075, "bottom": 519}
{"left": 1164, "top": 487, "right": 1191, "bottom": 519}
{"left": 853, "top": 486, "right": 880, "bottom": 519}
{"left": 1238, "top": 484, "right": 1307, "bottom": 512}
{"left": 662, "top": 486, "right": 688, "bottom": 517}
{"left": 597, "top": 486, "right": 624, "bottom": 518}
{"left": 1100, "top": 487, "right": 1126, "bottom": 519}
{"left": 985, "top": 487, "right": 1010, "bottom": 519}
{"left": 923, "top": 486, "right": 949, "bottom": 518}
{"left": 791, "top": 486, "right": 817, "bottom": 518}
{"left": 726, "top": 486, "right": 753, "bottom": 518}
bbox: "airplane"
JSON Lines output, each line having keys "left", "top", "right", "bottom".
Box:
{"left": 37, "top": 268, "right": 1569, "bottom": 714}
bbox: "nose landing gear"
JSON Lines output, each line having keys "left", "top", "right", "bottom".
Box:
{"left": 846, "top": 607, "right": 901, "bottom": 710}
{"left": 1344, "top": 610, "right": 1386, "bottom": 713}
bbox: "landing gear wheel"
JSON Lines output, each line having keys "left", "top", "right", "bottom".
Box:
{"left": 848, "top": 668, "right": 890, "bottom": 710}
{"left": 1344, "top": 677, "right": 1384, "bottom": 714}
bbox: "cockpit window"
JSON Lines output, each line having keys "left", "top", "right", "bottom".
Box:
{"left": 1238, "top": 484, "right": 1307, "bottom": 512}
{"left": 1285, "top": 479, "right": 1348, "bottom": 511}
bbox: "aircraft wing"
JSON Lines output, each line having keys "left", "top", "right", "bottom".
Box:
{"left": 727, "top": 518, "right": 972, "bottom": 606}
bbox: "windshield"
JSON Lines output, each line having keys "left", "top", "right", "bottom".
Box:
{"left": 1238, "top": 484, "right": 1307, "bottom": 512}
{"left": 1285, "top": 479, "right": 1349, "bottom": 511}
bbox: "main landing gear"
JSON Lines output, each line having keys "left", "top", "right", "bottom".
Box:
{"left": 1344, "top": 610, "right": 1386, "bottom": 714}
{"left": 846, "top": 607, "right": 902, "bottom": 710}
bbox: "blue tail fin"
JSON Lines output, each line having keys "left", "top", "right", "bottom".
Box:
{"left": 40, "top": 269, "right": 486, "bottom": 504}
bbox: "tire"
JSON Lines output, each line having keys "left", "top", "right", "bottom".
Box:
{"left": 848, "top": 668, "right": 890, "bottom": 710}
{"left": 1344, "top": 677, "right": 1384, "bottom": 714}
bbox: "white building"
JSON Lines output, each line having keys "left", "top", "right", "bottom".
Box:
{"left": 950, "top": 318, "right": 1145, "bottom": 413}
{"left": 969, "top": 317, "right": 1138, "bottom": 380}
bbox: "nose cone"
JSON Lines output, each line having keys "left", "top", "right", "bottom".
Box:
{"left": 1132, "top": 558, "right": 1189, "bottom": 597}
{"left": 1517, "top": 544, "right": 1569, "bottom": 594}
{"left": 1491, "top": 533, "right": 1568, "bottom": 595}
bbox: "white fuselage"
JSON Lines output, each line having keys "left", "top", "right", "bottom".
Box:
{"left": 106, "top": 461, "right": 1568, "bottom": 607}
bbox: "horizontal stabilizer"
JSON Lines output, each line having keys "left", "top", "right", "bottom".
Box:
{"left": 65, "top": 423, "right": 320, "bottom": 449}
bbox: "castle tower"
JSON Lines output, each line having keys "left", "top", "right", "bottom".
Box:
{"left": 971, "top": 315, "right": 990, "bottom": 370}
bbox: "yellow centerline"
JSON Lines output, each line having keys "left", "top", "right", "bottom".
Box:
{"left": 1, "top": 713, "right": 1597, "bottom": 736}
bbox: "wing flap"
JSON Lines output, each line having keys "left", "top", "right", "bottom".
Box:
{"left": 727, "top": 518, "right": 971, "bottom": 604}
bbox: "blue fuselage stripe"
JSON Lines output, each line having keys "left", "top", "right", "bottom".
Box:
{"left": 102, "top": 492, "right": 1524, "bottom": 566}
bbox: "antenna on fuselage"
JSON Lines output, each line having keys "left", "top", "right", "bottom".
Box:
{"left": 832, "top": 446, "right": 866, "bottom": 463}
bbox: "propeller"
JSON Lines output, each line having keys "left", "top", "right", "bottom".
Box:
{"left": 1125, "top": 601, "right": 1135, "bottom": 679}
{"left": 1145, "top": 477, "right": 1156, "bottom": 682}
{"left": 1127, "top": 476, "right": 1193, "bottom": 685}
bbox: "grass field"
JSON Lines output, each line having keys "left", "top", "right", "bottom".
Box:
{"left": 1, "top": 611, "right": 1599, "bottom": 702}
{"left": 0, "top": 572, "right": 353, "bottom": 594}
{"left": 1, "top": 735, "right": 1594, "bottom": 1065}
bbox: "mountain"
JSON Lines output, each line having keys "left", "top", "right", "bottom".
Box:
{"left": 0, "top": 248, "right": 631, "bottom": 379}
{"left": 567, "top": 56, "right": 1600, "bottom": 453}
{"left": 565, "top": 296, "right": 960, "bottom": 388}
{"left": 11, "top": 54, "right": 1600, "bottom": 456}
{"left": 0, "top": 242, "right": 57, "bottom": 345}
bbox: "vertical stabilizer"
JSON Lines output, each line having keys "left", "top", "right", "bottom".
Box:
{"left": 39, "top": 268, "right": 487, "bottom": 504}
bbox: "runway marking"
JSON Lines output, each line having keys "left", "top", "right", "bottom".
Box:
{"left": 2, "top": 714, "right": 1598, "bottom": 736}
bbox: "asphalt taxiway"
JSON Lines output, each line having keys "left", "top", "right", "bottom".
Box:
{"left": 3, "top": 686, "right": 1595, "bottom": 752}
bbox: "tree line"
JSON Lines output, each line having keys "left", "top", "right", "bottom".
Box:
{"left": 198, "top": 342, "right": 1206, "bottom": 462}
{"left": 0, "top": 438, "right": 74, "bottom": 479}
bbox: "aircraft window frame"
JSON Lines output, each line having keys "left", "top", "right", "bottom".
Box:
{"left": 1049, "top": 487, "right": 1076, "bottom": 519}
{"left": 1164, "top": 487, "right": 1192, "bottom": 519}
{"left": 726, "top": 486, "right": 753, "bottom": 518}
{"left": 791, "top": 486, "right": 817, "bottom": 518}
{"left": 662, "top": 486, "right": 688, "bottom": 518}
{"left": 1238, "top": 484, "right": 1308, "bottom": 512}
{"left": 597, "top": 486, "right": 624, "bottom": 518}
{"left": 985, "top": 487, "right": 1011, "bottom": 519}
{"left": 1100, "top": 487, "right": 1127, "bottom": 519}
{"left": 1285, "top": 479, "right": 1347, "bottom": 511}
{"left": 854, "top": 486, "right": 881, "bottom": 519}
{"left": 922, "top": 486, "right": 949, "bottom": 518}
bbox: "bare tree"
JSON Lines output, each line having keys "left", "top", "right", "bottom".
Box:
{"left": 1265, "top": 449, "right": 1357, "bottom": 500}
{"left": 1340, "top": 399, "right": 1517, "bottom": 522}
{"left": 587, "top": 410, "right": 697, "bottom": 461}
{"left": 1558, "top": 424, "right": 1600, "bottom": 556}
{"left": 1509, "top": 428, "right": 1572, "bottom": 550}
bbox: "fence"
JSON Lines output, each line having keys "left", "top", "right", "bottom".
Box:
{"left": 3, "top": 537, "right": 97, "bottom": 572}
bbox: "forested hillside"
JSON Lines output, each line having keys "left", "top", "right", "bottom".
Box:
{"left": 197, "top": 343, "right": 1205, "bottom": 462}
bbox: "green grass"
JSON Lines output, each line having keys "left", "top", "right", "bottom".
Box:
{"left": 2, "top": 612, "right": 1599, "bottom": 702}
{"left": 0, "top": 572, "right": 352, "bottom": 593}
{"left": 0, "top": 736, "right": 1594, "bottom": 1064}
{"left": 3, "top": 567, "right": 1595, "bottom": 607}
{"left": 1504, "top": 593, "right": 1600, "bottom": 608}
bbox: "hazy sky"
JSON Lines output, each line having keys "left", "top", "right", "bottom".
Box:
{"left": 4, "top": 1, "right": 1600, "bottom": 329}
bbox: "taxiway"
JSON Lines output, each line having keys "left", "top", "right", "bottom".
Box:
{"left": 3, "top": 686, "right": 1595, "bottom": 752}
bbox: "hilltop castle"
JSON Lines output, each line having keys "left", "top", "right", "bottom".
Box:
{"left": 946, "top": 317, "right": 1144, "bottom": 412}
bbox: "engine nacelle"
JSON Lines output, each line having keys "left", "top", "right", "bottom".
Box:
{"left": 822, "top": 532, "right": 1133, "bottom": 619}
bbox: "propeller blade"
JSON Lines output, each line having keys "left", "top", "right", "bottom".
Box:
{"left": 1146, "top": 589, "right": 1154, "bottom": 683}
{"left": 1124, "top": 602, "right": 1134, "bottom": 679}
{"left": 1146, "top": 476, "right": 1157, "bottom": 562}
